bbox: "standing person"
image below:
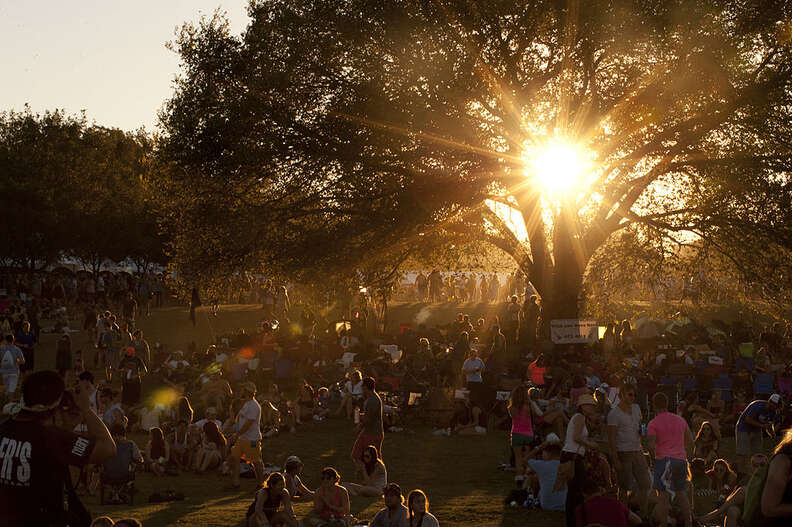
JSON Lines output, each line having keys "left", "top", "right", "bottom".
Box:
{"left": 521, "top": 295, "right": 540, "bottom": 350}
{"left": 646, "top": 392, "right": 694, "bottom": 527}
{"left": 352, "top": 378, "right": 384, "bottom": 476}
{"left": 189, "top": 287, "right": 201, "bottom": 327}
{"left": 55, "top": 333, "right": 72, "bottom": 377}
{"left": 414, "top": 272, "right": 428, "bottom": 303}
{"left": 122, "top": 292, "right": 137, "bottom": 328}
{"left": 462, "top": 349, "right": 485, "bottom": 406}
{"left": 407, "top": 489, "right": 439, "bottom": 527}
{"left": 132, "top": 329, "right": 151, "bottom": 368}
{"left": 0, "top": 334, "right": 25, "bottom": 394}
{"left": 561, "top": 394, "right": 600, "bottom": 527}
{"left": 736, "top": 393, "right": 782, "bottom": 474}
{"left": 119, "top": 348, "right": 147, "bottom": 407}
{"left": 14, "top": 321, "right": 35, "bottom": 373}
{"left": 505, "top": 295, "right": 521, "bottom": 349}
{"left": 508, "top": 385, "right": 535, "bottom": 482}
{"left": 607, "top": 383, "right": 650, "bottom": 519}
{"left": 0, "top": 370, "right": 116, "bottom": 525}
{"left": 228, "top": 382, "right": 264, "bottom": 488}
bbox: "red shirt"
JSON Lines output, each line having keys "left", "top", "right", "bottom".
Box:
{"left": 576, "top": 496, "right": 630, "bottom": 527}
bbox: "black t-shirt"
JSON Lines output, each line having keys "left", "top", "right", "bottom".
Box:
{"left": 0, "top": 418, "right": 95, "bottom": 526}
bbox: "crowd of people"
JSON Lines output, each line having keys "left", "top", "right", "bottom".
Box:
{"left": 3, "top": 272, "right": 792, "bottom": 527}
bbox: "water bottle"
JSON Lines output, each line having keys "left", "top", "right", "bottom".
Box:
{"left": 641, "top": 423, "right": 647, "bottom": 436}
{"left": 354, "top": 406, "right": 360, "bottom": 424}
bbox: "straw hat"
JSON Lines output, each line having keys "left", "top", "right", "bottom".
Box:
{"left": 576, "top": 394, "right": 596, "bottom": 408}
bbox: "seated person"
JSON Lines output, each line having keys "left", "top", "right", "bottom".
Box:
{"left": 193, "top": 421, "right": 227, "bottom": 472}
{"left": 246, "top": 472, "right": 297, "bottom": 527}
{"left": 201, "top": 371, "right": 232, "bottom": 411}
{"left": 303, "top": 467, "right": 350, "bottom": 527}
{"left": 295, "top": 383, "right": 316, "bottom": 425}
{"left": 335, "top": 370, "right": 364, "bottom": 419}
{"left": 693, "top": 421, "right": 720, "bottom": 467}
{"left": 697, "top": 453, "right": 768, "bottom": 526}
{"left": 370, "top": 483, "right": 409, "bottom": 527}
{"left": 144, "top": 427, "right": 171, "bottom": 476}
{"left": 575, "top": 478, "right": 642, "bottom": 527}
{"left": 314, "top": 387, "right": 331, "bottom": 419}
{"left": 345, "top": 445, "right": 387, "bottom": 497}
{"left": 283, "top": 456, "right": 314, "bottom": 499}
{"left": 449, "top": 399, "right": 486, "bottom": 435}
{"left": 102, "top": 423, "right": 143, "bottom": 503}
{"left": 169, "top": 420, "right": 190, "bottom": 469}
{"left": 523, "top": 438, "right": 567, "bottom": 511}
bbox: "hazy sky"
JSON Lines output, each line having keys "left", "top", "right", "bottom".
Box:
{"left": 1, "top": 1, "right": 250, "bottom": 132}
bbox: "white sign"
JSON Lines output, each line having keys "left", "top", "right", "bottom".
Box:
{"left": 550, "top": 319, "right": 599, "bottom": 344}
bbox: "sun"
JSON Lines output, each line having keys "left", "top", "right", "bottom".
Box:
{"left": 527, "top": 140, "right": 589, "bottom": 197}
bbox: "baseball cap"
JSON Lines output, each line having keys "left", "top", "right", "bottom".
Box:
{"left": 544, "top": 432, "right": 561, "bottom": 445}
{"left": 769, "top": 394, "right": 781, "bottom": 404}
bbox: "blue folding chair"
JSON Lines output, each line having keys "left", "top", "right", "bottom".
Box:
{"left": 735, "top": 357, "right": 755, "bottom": 373}
{"left": 754, "top": 373, "right": 775, "bottom": 396}
{"left": 713, "top": 375, "right": 734, "bottom": 402}
{"left": 274, "top": 358, "right": 292, "bottom": 381}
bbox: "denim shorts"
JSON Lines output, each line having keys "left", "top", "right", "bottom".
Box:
{"left": 652, "top": 457, "right": 689, "bottom": 493}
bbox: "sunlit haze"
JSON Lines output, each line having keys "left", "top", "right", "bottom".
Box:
{"left": 528, "top": 139, "right": 590, "bottom": 197}
{"left": 0, "top": 1, "right": 250, "bottom": 132}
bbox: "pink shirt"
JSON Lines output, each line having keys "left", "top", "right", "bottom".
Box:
{"left": 511, "top": 406, "right": 534, "bottom": 437}
{"left": 647, "top": 411, "right": 689, "bottom": 460}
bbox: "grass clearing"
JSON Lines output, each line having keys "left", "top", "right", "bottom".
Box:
{"left": 35, "top": 304, "right": 561, "bottom": 526}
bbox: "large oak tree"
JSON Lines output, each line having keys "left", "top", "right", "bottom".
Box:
{"left": 159, "top": 0, "right": 792, "bottom": 317}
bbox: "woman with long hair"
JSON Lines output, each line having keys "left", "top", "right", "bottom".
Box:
{"left": 246, "top": 472, "right": 297, "bottom": 527}
{"left": 508, "top": 385, "right": 534, "bottom": 480}
{"left": 194, "top": 421, "right": 227, "bottom": 472}
{"left": 561, "top": 394, "right": 600, "bottom": 527}
{"left": 694, "top": 421, "right": 720, "bottom": 467}
{"left": 706, "top": 459, "right": 738, "bottom": 502}
{"left": 145, "top": 427, "right": 170, "bottom": 477}
{"left": 176, "top": 396, "right": 194, "bottom": 424}
{"left": 408, "top": 489, "right": 439, "bottom": 527}
{"left": 345, "top": 445, "right": 387, "bottom": 497}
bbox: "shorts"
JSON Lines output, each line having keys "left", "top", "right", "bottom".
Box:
{"left": 231, "top": 440, "right": 262, "bottom": 463}
{"left": 510, "top": 433, "right": 534, "bottom": 448}
{"left": 616, "top": 451, "right": 651, "bottom": 491}
{"left": 1, "top": 374, "right": 19, "bottom": 393}
{"left": 352, "top": 432, "right": 383, "bottom": 461}
{"left": 736, "top": 429, "right": 762, "bottom": 457}
{"left": 652, "top": 457, "right": 689, "bottom": 493}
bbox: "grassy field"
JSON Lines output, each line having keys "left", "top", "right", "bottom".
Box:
{"left": 32, "top": 304, "right": 561, "bottom": 527}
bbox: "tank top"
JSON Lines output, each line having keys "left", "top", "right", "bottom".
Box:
{"left": 317, "top": 486, "right": 344, "bottom": 519}
{"left": 511, "top": 405, "right": 534, "bottom": 437}
{"left": 562, "top": 413, "right": 589, "bottom": 455}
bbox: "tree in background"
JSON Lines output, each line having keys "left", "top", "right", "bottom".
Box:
{"left": 0, "top": 108, "right": 165, "bottom": 273}
{"left": 158, "top": 1, "right": 792, "bottom": 319}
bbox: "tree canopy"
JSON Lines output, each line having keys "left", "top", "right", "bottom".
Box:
{"left": 158, "top": 0, "right": 792, "bottom": 316}
{"left": 0, "top": 108, "right": 165, "bottom": 272}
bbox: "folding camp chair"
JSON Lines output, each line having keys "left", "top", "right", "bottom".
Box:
{"left": 735, "top": 357, "right": 755, "bottom": 373}
{"left": 754, "top": 373, "right": 775, "bottom": 396}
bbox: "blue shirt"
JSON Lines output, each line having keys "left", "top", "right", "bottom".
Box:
{"left": 736, "top": 400, "right": 776, "bottom": 433}
{"left": 527, "top": 459, "right": 567, "bottom": 511}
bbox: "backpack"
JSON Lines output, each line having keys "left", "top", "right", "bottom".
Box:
{"left": 742, "top": 463, "right": 770, "bottom": 527}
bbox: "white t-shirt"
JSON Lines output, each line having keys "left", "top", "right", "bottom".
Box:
{"left": 463, "top": 358, "right": 485, "bottom": 382}
{"left": 238, "top": 399, "right": 262, "bottom": 441}
{"left": 345, "top": 380, "right": 363, "bottom": 397}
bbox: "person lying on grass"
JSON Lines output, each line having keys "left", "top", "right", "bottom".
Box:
{"left": 345, "top": 445, "right": 387, "bottom": 497}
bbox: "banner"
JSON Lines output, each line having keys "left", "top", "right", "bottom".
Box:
{"left": 550, "top": 319, "right": 599, "bottom": 344}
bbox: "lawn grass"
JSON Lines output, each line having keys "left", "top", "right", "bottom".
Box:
{"left": 34, "top": 303, "right": 771, "bottom": 526}
{"left": 33, "top": 304, "right": 561, "bottom": 526}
